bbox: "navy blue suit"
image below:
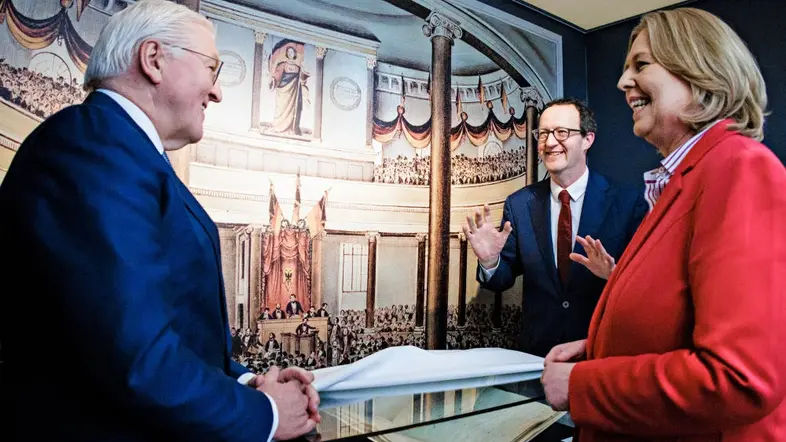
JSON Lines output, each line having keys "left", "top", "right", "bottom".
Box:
{"left": 0, "top": 92, "right": 275, "bottom": 441}
{"left": 478, "top": 171, "right": 647, "bottom": 357}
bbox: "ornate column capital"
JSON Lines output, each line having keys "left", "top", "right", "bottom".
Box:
{"left": 316, "top": 46, "right": 328, "bottom": 59}
{"left": 520, "top": 86, "right": 544, "bottom": 109}
{"left": 365, "top": 231, "right": 380, "bottom": 243}
{"left": 366, "top": 57, "right": 377, "bottom": 70}
{"left": 254, "top": 31, "right": 267, "bottom": 45}
{"left": 422, "top": 12, "right": 463, "bottom": 42}
{"left": 458, "top": 232, "right": 467, "bottom": 242}
{"left": 415, "top": 233, "right": 428, "bottom": 243}
{"left": 243, "top": 224, "right": 265, "bottom": 236}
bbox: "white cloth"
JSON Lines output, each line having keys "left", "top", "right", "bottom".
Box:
{"left": 480, "top": 167, "right": 589, "bottom": 279}
{"left": 97, "top": 88, "right": 279, "bottom": 442}
{"left": 313, "top": 346, "right": 544, "bottom": 408}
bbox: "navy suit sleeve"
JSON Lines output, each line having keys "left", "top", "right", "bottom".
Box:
{"left": 18, "top": 110, "right": 276, "bottom": 441}
{"left": 230, "top": 360, "right": 251, "bottom": 379}
{"left": 476, "top": 197, "right": 522, "bottom": 291}
{"left": 627, "top": 189, "right": 649, "bottom": 244}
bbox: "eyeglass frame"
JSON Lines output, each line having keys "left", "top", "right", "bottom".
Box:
{"left": 164, "top": 44, "right": 223, "bottom": 85}
{"left": 531, "top": 127, "right": 587, "bottom": 144}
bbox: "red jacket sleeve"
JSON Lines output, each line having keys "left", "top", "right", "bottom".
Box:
{"left": 568, "top": 138, "right": 786, "bottom": 436}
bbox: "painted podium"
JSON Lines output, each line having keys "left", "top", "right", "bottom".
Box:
{"left": 258, "top": 317, "right": 328, "bottom": 355}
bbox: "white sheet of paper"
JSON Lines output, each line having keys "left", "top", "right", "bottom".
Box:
{"left": 312, "top": 346, "right": 544, "bottom": 405}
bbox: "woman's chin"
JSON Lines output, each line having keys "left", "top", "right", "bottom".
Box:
{"left": 632, "top": 121, "right": 650, "bottom": 140}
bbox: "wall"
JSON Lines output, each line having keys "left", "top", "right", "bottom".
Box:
{"left": 0, "top": 0, "right": 573, "bottom": 374}
{"left": 480, "top": 0, "right": 587, "bottom": 102}
{"left": 585, "top": 0, "right": 786, "bottom": 186}
{"left": 205, "top": 19, "right": 255, "bottom": 133}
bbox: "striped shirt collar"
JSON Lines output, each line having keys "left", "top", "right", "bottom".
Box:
{"left": 660, "top": 120, "right": 721, "bottom": 176}
{"left": 643, "top": 120, "right": 721, "bottom": 211}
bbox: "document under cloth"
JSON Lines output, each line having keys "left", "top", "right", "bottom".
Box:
{"left": 312, "top": 346, "right": 544, "bottom": 406}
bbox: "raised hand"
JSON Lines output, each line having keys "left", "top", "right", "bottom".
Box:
{"left": 255, "top": 366, "right": 317, "bottom": 440}
{"left": 570, "top": 235, "right": 616, "bottom": 280}
{"left": 462, "top": 204, "right": 513, "bottom": 269}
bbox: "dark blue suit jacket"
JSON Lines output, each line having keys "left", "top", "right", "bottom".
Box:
{"left": 0, "top": 92, "right": 275, "bottom": 441}
{"left": 477, "top": 170, "right": 647, "bottom": 357}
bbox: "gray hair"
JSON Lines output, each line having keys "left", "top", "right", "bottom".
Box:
{"left": 83, "top": 0, "right": 213, "bottom": 92}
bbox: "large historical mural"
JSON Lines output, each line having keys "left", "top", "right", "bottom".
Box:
{"left": 0, "top": 0, "right": 560, "bottom": 377}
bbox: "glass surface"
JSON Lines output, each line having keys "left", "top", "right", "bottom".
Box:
{"left": 309, "top": 378, "right": 547, "bottom": 441}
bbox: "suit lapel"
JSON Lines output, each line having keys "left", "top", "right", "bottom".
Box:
{"left": 88, "top": 91, "right": 232, "bottom": 365}
{"left": 570, "top": 171, "right": 612, "bottom": 282}
{"left": 173, "top": 176, "right": 233, "bottom": 365}
{"left": 610, "top": 120, "right": 734, "bottom": 280}
{"left": 612, "top": 176, "right": 683, "bottom": 280}
{"left": 587, "top": 120, "right": 736, "bottom": 358}
{"left": 174, "top": 179, "right": 221, "bottom": 264}
{"left": 529, "top": 181, "right": 560, "bottom": 294}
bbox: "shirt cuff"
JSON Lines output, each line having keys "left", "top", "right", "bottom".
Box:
{"left": 479, "top": 256, "right": 500, "bottom": 281}
{"left": 263, "top": 393, "right": 279, "bottom": 442}
{"left": 237, "top": 372, "right": 256, "bottom": 385}
{"left": 237, "top": 373, "right": 279, "bottom": 441}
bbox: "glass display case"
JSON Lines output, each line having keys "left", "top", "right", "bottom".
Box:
{"left": 285, "top": 378, "right": 574, "bottom": 442}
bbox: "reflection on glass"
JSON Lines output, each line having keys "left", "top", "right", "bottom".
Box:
{"left": 315, "top": 379, "right": 546, "bottom": 441}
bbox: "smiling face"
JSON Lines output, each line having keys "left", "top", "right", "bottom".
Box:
{"left": 158, "top": 22, "right": 222, "bottom": 148}
{"left": 617, "top": 31, "right": 695, "bottom": 156}
{"left": 537, "top": 104, "right": 592, "bottom": 184}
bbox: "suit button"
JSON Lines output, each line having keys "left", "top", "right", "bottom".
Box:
{"left": 562, "top": 301, "right": 570, "bottom": 309}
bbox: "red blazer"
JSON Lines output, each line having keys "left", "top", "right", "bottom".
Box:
{"left": 569, "top": 120, "right": 786, "bottom": 442}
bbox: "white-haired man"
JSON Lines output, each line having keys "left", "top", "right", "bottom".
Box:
{"left": 0, "top": 1, "right": 318, "bottom": 441}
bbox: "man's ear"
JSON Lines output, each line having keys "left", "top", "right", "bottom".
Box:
{"left": 138, "top": 39, "right": 165, "bottom": 85}
{"left": 582, "top": 131, "right": 596, "bottom": 152}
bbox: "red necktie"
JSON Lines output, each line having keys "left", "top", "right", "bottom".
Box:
{"left": 557, "top": 190, "right": 572, "bottom": 285}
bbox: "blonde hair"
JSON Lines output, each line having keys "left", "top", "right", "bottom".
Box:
{"left": 84, "top": 0, "right": 213, "bottom": 92}
{"left": 630, "top": 8, "right": 768, "bottom": 140}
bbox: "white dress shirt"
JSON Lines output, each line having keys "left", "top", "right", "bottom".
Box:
{"left": 96, "top": 89, "right": 279, "bottom": 441}
{"left": 97, "top": 89, "right": 165, "bottom": 156}
{"left": 481, "top": 167, "right": 589, "bottom": 278}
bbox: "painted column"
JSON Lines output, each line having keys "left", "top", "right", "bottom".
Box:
{"left": 314, "top": 46, "right": 327, "bottom": 140}
{"left": 422, "top": 12, "right": 462, "bottom": 350}
{"left": 250, "top": 31, "right": 267, "bottom": 130}
{"left": 365, "top": 231, "right": 379, "bottom": 328}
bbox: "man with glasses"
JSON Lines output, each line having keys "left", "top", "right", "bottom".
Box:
{"left": 463, "top": 97, "right": 647, "bottom": 357}
{"left": 0, "top": 1, "right": 318, "bottom": 441}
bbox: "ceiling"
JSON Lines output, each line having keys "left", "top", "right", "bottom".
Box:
{"left": 516, "top": 0, "right": 689, "bottom": 31}
{"left": 234, "top": 0, "right": 504, "bottom": 75}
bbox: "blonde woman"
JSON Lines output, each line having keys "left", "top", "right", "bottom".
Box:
{"left": 541, "top": 8, "right": 786, "bottom": 442}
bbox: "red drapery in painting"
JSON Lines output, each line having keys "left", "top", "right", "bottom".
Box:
{"left": 0, "top": 0, "right": 92, "bottom": 72}
{"left": 372, "top": 105, "right": 529, "bottom": 150}
{"left": 263, "top": 226, "right": 311, "bottom": 312}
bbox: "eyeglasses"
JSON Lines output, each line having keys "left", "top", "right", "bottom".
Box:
{"left": 532, "top": 127, "right": 584, "bottom": 143}
{"left": 166, "top": 45, "right": 223, "bottom": 85}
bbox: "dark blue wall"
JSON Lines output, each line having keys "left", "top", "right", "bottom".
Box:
{"left": 584, "top": 0, "right": 786, "bottom": 185}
